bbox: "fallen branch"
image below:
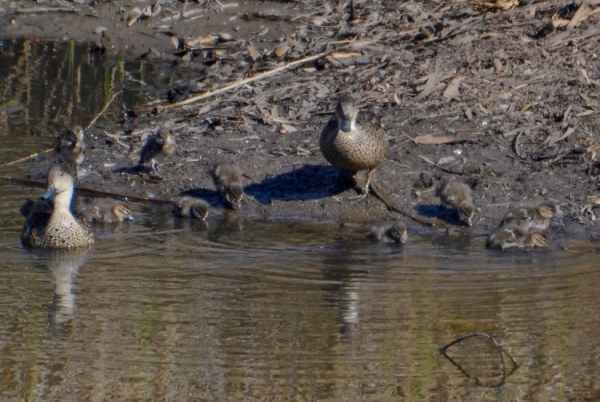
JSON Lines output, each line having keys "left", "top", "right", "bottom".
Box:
{"left": 155, "top": 50, "right": 333, "bottom": 110}
{"left": 86, "top": 91, "right": 122, "bottom": 130}
{"left": 2, "top": 148, "right": 53, "bottom": 167}
{"left": 0, "top": 175, "right": 173, "bottom": 204}
{"left": 370, "top": 180, "right": 441, "bottom": 227}
{"left": 15, "top": 7, "right": 81, "bottom": 13}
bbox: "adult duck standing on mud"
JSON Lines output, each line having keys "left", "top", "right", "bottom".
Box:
{"left": 319, "top": 95, "right": 387, "bottom": 202}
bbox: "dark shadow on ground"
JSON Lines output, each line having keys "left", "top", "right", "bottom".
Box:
{"left": 415, "top": 204, "right": 467, "bottom": 227}
{"left": 244, "top": 164, "right": 349, "bottom": 205}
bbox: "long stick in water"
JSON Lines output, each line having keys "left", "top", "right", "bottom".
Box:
{"left": 0, "top": 175, "right": 172, "bottom": 203}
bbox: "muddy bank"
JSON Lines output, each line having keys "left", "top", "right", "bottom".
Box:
{"left": 2, "top": 0, "right": 600, "bottom": 241}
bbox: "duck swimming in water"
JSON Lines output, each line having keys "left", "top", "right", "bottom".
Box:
{"left": 486, "top": 224, "right": 549, "bottom": 250}
{"left": 21, "top": 164, "right": 94, "bottom": 249}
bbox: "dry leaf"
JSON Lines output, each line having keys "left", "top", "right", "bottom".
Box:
{"left": 547, "top": 127, "right": 576, "bottom": 147}
{"left": 576, "top": 110, "right": 594, "bottom": 117}
{"left": 415, "top": 62, "right": 442, "bottom": 101}
{"left": 198, "top": 104, "right": 212, "bottom": 116}
{"left": 493, "top": 58, "right": 502, "bottom": 73}
{"left": 286, "top": 36, "right": 301, "bottom": 47}
{"left": 567, "top": 0, "right": 600, "bottom": 29}
{"left": 413, "top": 134, "right": 458, "bottom": 145}
{"left": 171, "top": 36, "right": 181, "bottom": 50}
{"left": 274, "top": 45, "right": 290, "bottom": 58}
{"left": 247, "top": 43, "right": 260, "bottom": 61}
{"left": 280, "top": 124, "right": 297, "bottom": 133}
{"left": 187, "top": 35, "right": 219, "bottom": 47}
{"left": 443, "top": 76, "right": 464, "bottom": 100}
{"left": 329, "top": 51, "right": 361, "bottom": 59}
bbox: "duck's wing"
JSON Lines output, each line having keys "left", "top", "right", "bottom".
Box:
{"left": 139, "top": 135, "right": 163, "bottom": 164}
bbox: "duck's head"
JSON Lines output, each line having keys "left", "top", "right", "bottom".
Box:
{"left": 537, "top": 201, "right": 559, "bottom": 219}
{"left": 42, "top": 164, "right": 75, "bottom": 204}
{"left": 458, "top": 201, "right": 474, "bottom": 227}
{"left": 335, "top": 95, "right": 359, "bottom": 133}
{"left": 227, "top": 184, "right": 244, "bottom": 209}
{"left": 72, "top": 126, "right": 84, "bottom": 140}
{"left": 388, "top": 222, "right": 408, "bottom": 244}
{"left": 191, "top": 201, "right": 209, "bottom": 220}
{"left": 112, "top": 204, "right": 132, "bottom": 221}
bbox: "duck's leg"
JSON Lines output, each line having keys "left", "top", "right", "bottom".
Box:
{"left": 349, "top": 170, "right": 373, "bottom": 203}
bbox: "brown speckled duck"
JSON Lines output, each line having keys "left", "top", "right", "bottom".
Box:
{"left": 81, "top": 202, "right": 132, "bottom": 223}
{"left": 436, "top": 180, "right": 474, "bottom": 227}
{"left": 499, "top": 201, "right": 559, "bottom": 231}
{"left": 138, "top": 128, "right": 176, "bottom": 175}
{"left": 21, "top": 164, "right": 94, "bottom": 249}
{"left": 319, "top": 95, "right": 387, "bottom": 201}
{"left": 211, "top": 163, "right": 244, "bottom": 210}
{"left": 486, "top": 224, "right": 549, "bottom": 250}
{"left": 367, "top": 221, "right": 408, "bottom": 244}
{"left": 172, "top": 196, "right": 209, "bottom": 219}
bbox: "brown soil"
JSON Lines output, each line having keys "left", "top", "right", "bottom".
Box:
{"left": 2, "top": 0, "right": 600, "bottom": 241}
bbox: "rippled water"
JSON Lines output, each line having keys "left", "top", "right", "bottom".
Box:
{"left": 1, "top": 41, "right": 600, "bottom": 400}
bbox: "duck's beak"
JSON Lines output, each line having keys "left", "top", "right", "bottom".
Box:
{"left": 340, "top": 119, "right": 352, "bottom": 132}
{"left": 41, "top": 184, "right": 56, "bottom": 201}
{"left": 400, "top": 233, "right": 408, "bottom": 244}
{"left": 466, "top": 217, "right": 473, "bottom": 227}
{"left": 235, "top": 199, "right": 242, "bottom": 209}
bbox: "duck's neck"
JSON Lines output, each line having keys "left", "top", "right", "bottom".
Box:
{"left": 53, "top": 189, "right": 73, "bottom": 211}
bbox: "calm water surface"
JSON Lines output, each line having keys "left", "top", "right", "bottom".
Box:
{"left": 1, "top": 41, "right": 600, "bottom": 401}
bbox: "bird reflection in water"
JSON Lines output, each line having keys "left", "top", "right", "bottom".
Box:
{"left": 37, "top": 249, "right": 89, "bottom": 332}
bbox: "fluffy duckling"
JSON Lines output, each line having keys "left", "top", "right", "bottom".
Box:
{"left": 21, "top": 164, "right": 94, "bottom": 249}
{"left": 172, "top": 196, "right": 209, "bottom": 219}
{"left": 486, "top": 224, "right": 549, "bottom": 250}
{"left": 319, "top": 95, "right": 387, "bottom": 202}
{"left": 436, "top": 180, "right": 475, "bottom": 227}
{"left": 54, "top": 126, "right": 85, "bottom": 172}
{"left": 211, "top": 163, "right": 244, "bottom": 210}
{"left": 367, "top": 221, "right": 408, "bottom": 244}
{"left": 81, "top": 202, "right": 132, "bottom": 223}
{"left": 138, "top": 128, "right": 176, "bottom": 175}
{"left": 499, "top": 201, "right": 559, "bottom": 231}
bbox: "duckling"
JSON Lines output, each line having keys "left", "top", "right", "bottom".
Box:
{"left": 80, "top": 202, "right": 132, "bottom": 223}
{"left": 486, "top": 224, "right": 549, "bottom": 250}
{"left": 436, "top": 180, "right": 475, "bottom": 227}
{"left": 499, "top": 201, "right": 559, "bottom": 231}
{"left": 319, "top": 95, "right": 387, "bottom": 202}
{"left": 53, "top": 126, "right": 85, "bottom": 173}
{"left": 21, "top": 164, "right": 94, "bottom": 249}
{"left": 138, "top": 128, "right": 176, "bottom": 176}
{"left": 211, "top": 163, "right": 244, "bottom": 209}
{"left": 367, "top": 221, "right": 408, "bottom": 244}
{"left": 172, "top": 196, "right": 209, "bottom": 219}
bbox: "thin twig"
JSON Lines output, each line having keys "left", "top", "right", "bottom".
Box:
{"left": 0, "top": 175, "right": 172, "bottom": 203}
{"left": 15, "top": 7, "right": 81, "bottom": 13}
{"left": 154, "top": 50, "right": 333, "bottom": 110}
{"left": 86, "top": 91, "right": 122, "bottom": 130}
{"left": 2, "top": 147, "right": 53, "bottom": 167}
{"left": 370, "top": 180, "right": 441, "bottom": 227}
